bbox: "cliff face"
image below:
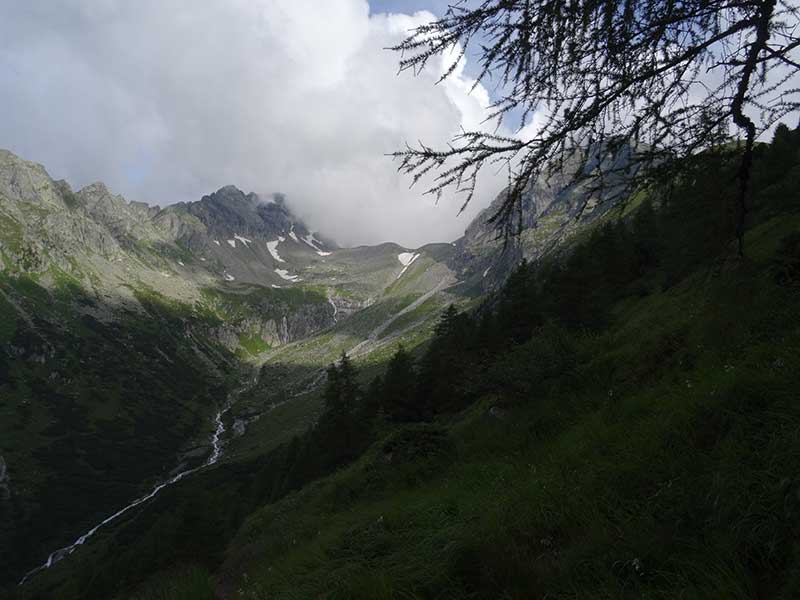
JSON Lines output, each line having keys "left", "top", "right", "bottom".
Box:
{"left": 450, "top": 144, "right": 636, "bottom": 291}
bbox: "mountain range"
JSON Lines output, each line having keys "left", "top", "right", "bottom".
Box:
{"left": 0, "top": 145, "right": 625, "bottom": 590}
{"left": 2, "top": 126, "right": 800, "bottom": 599}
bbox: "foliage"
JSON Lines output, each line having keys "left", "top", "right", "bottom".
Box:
{"left": 381, "top": 346, "right": 421, "bottom": 422}
{"left": 0, "top": 278, "right": 235, "bottom": 591}
{"left": 213, "top": 121, "right": 800, "bottom": 599}
{"left": 10, "top": 126, "right": 800, "bottom": 599}
{"left": 128, "top": 566, "right": 214, "bottom": 600}
{"left": 392, "top": 0, "right": 800, "bottom": 251}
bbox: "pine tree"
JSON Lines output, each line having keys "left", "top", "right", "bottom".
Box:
{"left": 318, "top": 352, "right": 362, "bottom": 466}
{"left": 383, "top": 345, "right": 422, "bottom": 422}
{"left": 362, "top": 375, "right": 383, "bottom": 420}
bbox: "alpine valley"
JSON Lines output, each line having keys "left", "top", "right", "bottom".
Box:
{"left": 2, "top": 127, "right": 800, "bottom": 599}
{"left": 0, "top": 146, "right": 618, "bottom": 595}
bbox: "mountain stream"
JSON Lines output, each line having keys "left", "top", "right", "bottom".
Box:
{"left": 18, "top": 386, "right": 245, "bottom": 586}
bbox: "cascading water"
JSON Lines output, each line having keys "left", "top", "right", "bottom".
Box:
{"left": 19, "top": 397, "right": 236, "bottom": 586}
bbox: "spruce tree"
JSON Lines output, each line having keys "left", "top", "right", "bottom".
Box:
{"left": 383, "top": 345, "right": 421, "bottom": 422}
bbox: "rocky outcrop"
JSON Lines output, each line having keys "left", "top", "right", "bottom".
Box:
{"left": 208, "top": 299, "right": 335, "bottom": 353}
{"left": 450, "top": 143, "right": 638, "bottom": 290}
{"left": 0, "top": 148, "right": 340, "bottom": 296}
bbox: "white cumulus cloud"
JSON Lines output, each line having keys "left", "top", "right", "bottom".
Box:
{"left": 0, "top": 0, "right": 503, "bottom": 246}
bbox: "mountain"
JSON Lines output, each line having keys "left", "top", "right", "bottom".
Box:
{"left": 0, "top": 144, "right": 640, "bottom": 593}
{"left": 4, "top": 128, "right": 798, "bottom": 599}
{"left": 451, "top": 143, "right": 640, "bottom": 290}
{"left": 0, "top": 148, "right": 471, "bottom": 589}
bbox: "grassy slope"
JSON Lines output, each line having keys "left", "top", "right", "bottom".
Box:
{"left": 11, "top": 141, "right": 800, "bottom": 599}
{"left": 6, "top": 233, "right": 468, "bottom": 600}
{"left": 195, "top": 142, "right": 800, "bottom": 600}
{"left": 211, "top": 213, "right": 800, "bottom": 600}
{"left": 0, "top": 272, "right": 238, "bottom": 589}
{"left": 222, "top": 252, "right": 469, "bottom": 461}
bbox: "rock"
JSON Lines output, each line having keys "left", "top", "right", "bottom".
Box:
{"left": 487, "top": 405, "right": 507, "bottom": 420}
{"left": 180, "top": 446, "right": 210, "bottom": 460}
{"left": 233, "top": 418, "right": 246, "bottom": 437}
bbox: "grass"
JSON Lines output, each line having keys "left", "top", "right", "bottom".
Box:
{"left": 202, "top": 283, "right": 328, "bottom": 319}
{"left": 129, "top": 566, "right": 214, "bottom": 600}
{"left": 0, "top": 290, "right": 17, "bottom": 343}
{"left": 0, "top": 274, "right": 238, "bottom": 589}
{"left": 7, "top": 142, "right": 800, "bottom": 599}
{"left": 376, "top": 295, "right": 443, "bottom": 341}
{"left": 214, "top": 208, "right": 800, "bottom": 599}
{"left": 237, "top": 333, "right": 272, "bottom": 357}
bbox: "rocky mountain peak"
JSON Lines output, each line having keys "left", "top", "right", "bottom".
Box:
{"left": 0, "top": 149, "right": 62, "bottom": 207}
{"left": 204, "top": 184, "right": 252, "bottom": 206}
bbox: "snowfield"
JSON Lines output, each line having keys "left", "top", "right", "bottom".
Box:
{"left": 275, "top": 268, "right": 301, "bottom": 282}
{"left": 267, "top": 240, "right": 285, "bottom": 263}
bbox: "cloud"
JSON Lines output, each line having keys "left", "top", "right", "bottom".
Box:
{"left": 0, "top": 0, "right": 502, "bottom": 247}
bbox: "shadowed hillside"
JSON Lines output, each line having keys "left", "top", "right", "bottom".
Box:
{"left": 7, "top": 126, "right": 800, "bottom": 599}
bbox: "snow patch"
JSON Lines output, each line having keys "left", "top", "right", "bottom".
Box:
{"left": 275, "top": 268, "right": 301, "bottom": 282}
{"left": 177, "top": 260, "right": 185, "bottom": 266}
{"left": 213, "top": 240, "right": 220, "bottom": 246}
{"left": 277, "top": 235, "right": 285, "bottom": 242}
{"left": 266, "top": 240, "right": 285, "bottom": 263}
{"left": 302, "top": 232, "right": 328, "bottom": 255}
{"left": 200, "top": 257, "right": 206, "bottom": 262}
{"left": 397, "top": 252, "right": 418, "bottom": 266}
{"left": 234, "top": 234, "right": 252, "bottom": 246}
{"left": 288, "top": 229, "right": 299, "bottom": 243}
{"left": 226, "top": 239, "right": 236, "bottom": 248}
{"left": 223, "top": 273, "right": 235, "bottom": 281}
{"left": 396, "top": 252, "right": 420, "bottom": 280}
{"left": 483, "top": 267, "right": 491, "bottom": 278}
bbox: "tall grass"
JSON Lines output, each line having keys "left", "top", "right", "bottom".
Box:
{"left": 129, "top": 566, "right": 214, "bottom": 600}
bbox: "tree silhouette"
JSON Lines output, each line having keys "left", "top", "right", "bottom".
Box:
{"left": 319, "top": 352, "right": 362, "bottom": 464}
{"left": 383, "top": 345, "right": 422, "bottom": 422}
{"left": 392, "top": 0, "right": 799, "bottom": 253}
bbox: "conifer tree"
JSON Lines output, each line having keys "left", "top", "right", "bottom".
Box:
{"left": 383, "top": 345, "right": 422, "bottom": 422}
{"left": 319, "top": 352, "right": 362, "bottom": 465}
{"left": 393, "top": 0, "right": 800, "bottom": 253}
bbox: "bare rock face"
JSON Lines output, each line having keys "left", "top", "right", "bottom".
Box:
{"left": 450, "top": 142, "right": 638, "bottom": 291}
{"left": 0, "top": 149, "right": 65, "bottom": 208}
